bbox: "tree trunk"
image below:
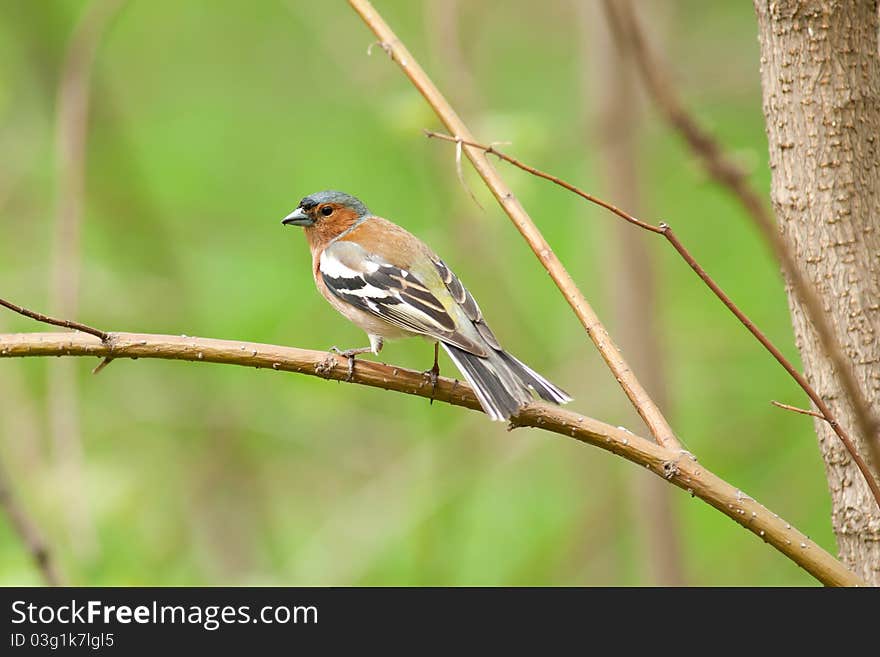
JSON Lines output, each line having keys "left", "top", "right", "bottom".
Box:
{"left": 754, "top": 0, "right": 880, "bottom": 584}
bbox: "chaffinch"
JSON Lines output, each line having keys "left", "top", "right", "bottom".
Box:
{"left": 281, "top": 190, "right": 571, "bottom": 421}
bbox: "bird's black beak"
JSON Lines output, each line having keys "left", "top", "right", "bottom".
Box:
{"left": 281, "top": 207, "right": 313, "bottom": 226}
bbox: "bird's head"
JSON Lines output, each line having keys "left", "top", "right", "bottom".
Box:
{"left": 281, "top": 190, "right": 371, "bottom": 228}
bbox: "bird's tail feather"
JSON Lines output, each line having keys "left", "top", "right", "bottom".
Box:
{"left": 441, "top": 344, "right": 571, "bottom": 421}
{"left": 497, "top": 351, "right": 573, "bottom": 406}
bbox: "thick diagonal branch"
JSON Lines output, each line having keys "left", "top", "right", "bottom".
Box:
{"left": 347, "top": 0, "right": 680, "bottom": 451}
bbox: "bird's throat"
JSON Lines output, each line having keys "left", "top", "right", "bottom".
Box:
{"left": 303, "top": 210, "right": 365, "bottom": 253}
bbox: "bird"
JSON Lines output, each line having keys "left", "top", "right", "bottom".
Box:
{"left": 281, "top": 190, "right": 571, "bottom": 421}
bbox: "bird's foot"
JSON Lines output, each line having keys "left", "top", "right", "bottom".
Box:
{"left": 423, "top": 342, "right": 441, "bottom": 405}
{"left": 422, "top": 361, "right": 441, "bottom": 405}
{"left": 329, "top": 346, "right": 372, "bottom": 382}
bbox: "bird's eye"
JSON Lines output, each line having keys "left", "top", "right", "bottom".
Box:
{"left": 320, "top": 206, "right": 334, "bottom": 216}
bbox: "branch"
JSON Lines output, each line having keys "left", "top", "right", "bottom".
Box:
{"left": 772, "top": 401, "right": 825, "bottom": 421}
{"left": 0, "top": 459, "right": 64, "bottom": 585}
{"left": 347, "top": 0, "right": 681, "bottom": 451}
{"left": 602, "top": 0, "right": 880, "bottom": 473}
{"left": 423, "top": 131, "right": 880, "bottom": 510}
{"left": 0, "top": 297, "right": 109, "bottom": 342}
{"left": 0, "top": 328, "right": 863, "bottom": 586}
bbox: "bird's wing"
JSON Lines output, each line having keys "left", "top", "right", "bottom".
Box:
{"left": 319, "top": 240, "right": 488, "bottom": 356}
{"left": 431, "top": 258, "right": 503, "bottom": 351}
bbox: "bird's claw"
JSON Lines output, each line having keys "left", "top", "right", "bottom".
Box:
{"left": 423, "top": 362, "right": 440, "bottom": 405}
{"left": 329, "top": 346, "right": 357, "bottom": 382}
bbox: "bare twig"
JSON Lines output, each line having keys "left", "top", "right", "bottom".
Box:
{"left": 772, "top": 401, "right": 826, "bottom": 421}
{"left": 0, "top": 459, "right": 64, "bottom": 585}
{"left": 602, "top": 0, "right": 880, "bottom": 469}
{"left": 91, "top": 356, "right": 113, "bottom": 374}
{"left": 0, "top": 296, "right": 109, "bottom": 341}
{"left": 0, "top": 327, "right": 862, "bottom": 586}
{"left": 453, "top": 136, "right": 483, "bottom": 209}
{"left": 423, "top": 131, "right": 880, "bottom": 510}
{"left": 347, "top": 0, "right": 681, "bottom": 452}
{"left": 425, "top": 130, "right": 662, "bottom": 233}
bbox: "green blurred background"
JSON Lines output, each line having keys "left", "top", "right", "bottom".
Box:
{"left": 0, "top": 0, "right": 832, "bottom": 585}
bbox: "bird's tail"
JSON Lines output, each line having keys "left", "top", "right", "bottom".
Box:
{"left": 442, "top": 344, "right": 572, "bottom": 421}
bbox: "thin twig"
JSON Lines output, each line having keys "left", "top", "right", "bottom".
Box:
{"left": 422, "top": 131, "right": 880, "bottom": 509}
{"left": 772, "top": 401, "right": 825, "bottom": 421}
{"left": 0, "top": 459, "right": 64, "bottom": 585}
{"left": 602, "top": 0, "right": 880, "bottom": 469}
{"left": 453, "top": 136, "right": 483, "bottom": 209}
{"left": 0, "top": 328, "right": 862, "bottom": 586}
{"left": 0, "top": 296, "right": 109, "bottom": 341}
{"left": 425, "top": 130, "right": 662, "bottom": 233}
{"left": 348, "top": 0, "right": 681, "bottom": 452}
{"left": 91, "top": 356, "right": 113, "bottom": 374}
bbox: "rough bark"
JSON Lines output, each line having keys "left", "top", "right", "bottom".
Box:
{"left": 754, "top": 0, "right": 880, "bottom": 584}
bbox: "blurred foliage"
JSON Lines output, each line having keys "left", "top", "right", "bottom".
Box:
{"left": 0, "top": 0, "right": 833, "bottom": 585}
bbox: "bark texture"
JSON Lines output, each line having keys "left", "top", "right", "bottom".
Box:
{"left": 754, "top": 0, "right": 880, "bottom": 584}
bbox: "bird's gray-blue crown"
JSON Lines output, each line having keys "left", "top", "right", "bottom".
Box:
{"left": 299, "top": 190, "right": 370, "bottom": 218}
{"left": 281, "top": 190, "right": 371, "bottom": 227}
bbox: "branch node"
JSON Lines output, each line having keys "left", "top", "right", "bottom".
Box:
{"left": 452, "top": 135, "right": 483, "bottom": 210}
{"left": 315, "top": 355, "right": 336, "bottom": 377}
{"left": 662, "top": 460, "right": 679, "bottom": 480}
{"left": 735, "top": 489, "right": 753, "bottom": 502}
{"left": 367, "top": 40, "right": 392, "bottom": 58}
